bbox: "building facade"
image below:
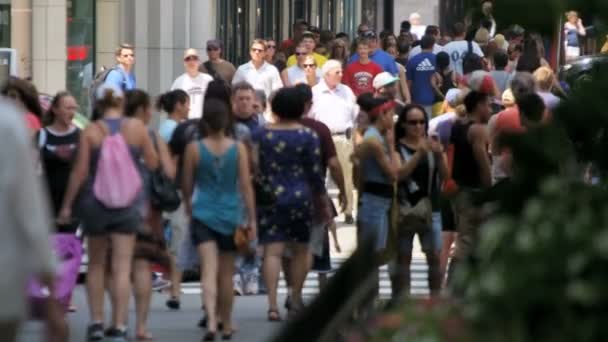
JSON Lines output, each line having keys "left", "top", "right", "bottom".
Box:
{"left": 1, "top": 0, "right": 440, "bottom": 111}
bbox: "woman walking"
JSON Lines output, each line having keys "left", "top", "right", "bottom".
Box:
{"left": 393, "top": 105, "right": 447, "bottom": 298}
{"left": 125, "top": 89, "right": 176, "bottom": 340}
{"left": 182, "top": 98, "right": 256, "bottom": 341}
{"left": 252, "top": 87, "right": 327, "bottom": 321}
{"left": 58, "top": 85, "right": 158, "bottom": 341}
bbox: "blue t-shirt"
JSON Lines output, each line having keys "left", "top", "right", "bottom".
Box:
{"left": 406, "top": 52, "right": 437, "bottom": 106}
{"left": 158, "top": 119, "right": 179, "bottom": 142}
{"left": 104, "top": 66, "right": 136, "bottom": 90}
{"left": 349, "top": 49, "right": 399, "bottom": 76}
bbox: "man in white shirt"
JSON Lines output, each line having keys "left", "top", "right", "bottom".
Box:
{"left": 442, "top": 22, "right": 484, "bottom": 77}
{"left": 171, "top": 48, "right": 214, "bottom": 119}
{"left": 310, "top": 60, "right": 358, "bottom": 224}
{"left": 408, "top": 25, "right": 445, "bottom": 58}
{"left": 232, "top": 39, "right": 283, "bottom": 98}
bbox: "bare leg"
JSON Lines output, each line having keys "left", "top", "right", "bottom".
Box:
{"left": 169, "top": 256, "right": 182, "bottom": 299}
{"left": 218, "top": 252, "right": 236, "bottom": 334}
{"left": 109, "top": 233, "right": 136, "bottom": 329}
{"left": 440, "top": 232, "right": 456, "bottom": 287}
{"left": 133, "top": 259, "right": 153, "bottom": 339}
{"left": 288, "top": 243, "right": 311, "bottom": 311}
{"left": 263, "top": 243, "right": 286, "bottom": 313}
{"left": 198, "top": 242, "right": 220, "bottom": 332}
{"left": 86, "top": 236, "right": 109, "bottom": 323}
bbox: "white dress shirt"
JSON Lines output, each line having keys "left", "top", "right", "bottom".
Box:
{"left": 0, "top": 100, "right": 55, "bottom": 320}
{"left": 310, "top": 80, "right": 358, "bottom": 133}
{"left": 232, "top": 61, "right": 283, "bottom": 98}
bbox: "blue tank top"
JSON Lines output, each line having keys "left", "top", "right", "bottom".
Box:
{"left": 362, "top": 126, "right": 391, "bottom": 184}
{"left": 192, "top": 141, "right": 242, "bottom": 235}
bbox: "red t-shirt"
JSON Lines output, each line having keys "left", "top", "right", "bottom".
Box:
{"left": 343, "top": 60, "right": 383, "bottom": 97}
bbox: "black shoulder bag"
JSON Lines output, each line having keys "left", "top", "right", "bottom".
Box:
{"left": 149, "top": 132, "right": 181, "bottom": 212}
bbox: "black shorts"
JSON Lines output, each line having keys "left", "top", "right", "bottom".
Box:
{"left": 190, "top": 219, "right": 236, "bottom": 252}
{"left": 440, "top": 197, "right": 456, "bottom": 232}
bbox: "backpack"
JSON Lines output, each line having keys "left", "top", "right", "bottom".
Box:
{"left": 462, "top": 40, "right": 484, "bottom": 75}
{"left": 93, "top": 121, "right": 142, "bottom": 209}
{"left": 89, "top": 67, "right": 124, "bottom": 114}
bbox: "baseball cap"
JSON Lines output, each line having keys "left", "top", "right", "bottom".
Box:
{"left": 206, "top": 39, "right": 222, "bottom": 50}
{"left": 445, "top": 88, "right": 463, "bottom": 107}
{"left": 184, "top": 48, "right": 200, "bottom": 59}
{"left": 373, "top": 72, "right": 399, "bottom": 89}
{"left": 467, "top": 70, "right": 495, "bottom": 94}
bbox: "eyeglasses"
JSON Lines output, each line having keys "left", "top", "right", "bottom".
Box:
{"left": 406, "top": 120, "right": 426, "bottom": 126}
{"left": 303, "top": 64, "right": 316, "bottom": 69}
{"left": 251, "top": 48, "right": 265, "bottom": 53}
{"left": 184, "top": 56, "right": 199, "bottom": 62}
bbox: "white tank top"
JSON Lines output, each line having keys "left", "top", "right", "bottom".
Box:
{"left": 286, "top": 65, "right": 321, "bottom": 86}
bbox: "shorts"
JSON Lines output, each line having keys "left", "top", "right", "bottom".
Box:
{"left": 190, "top": 219, "right": 236, "bottom": 252}
{"left": 397, "top": 212, "right": 442, "bottom": 254}
{"left": 440, "top": 197, "right": 456, "bottom": 232}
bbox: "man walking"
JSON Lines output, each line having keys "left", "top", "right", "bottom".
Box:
{"left": 349, "top": 31, "right": 399, "bottom": 76}
{"left": 233, "top": 39, "right": 283, "bottom": 98}
{"left": 343, "top": 38, "right": 383, "bottom": 97}
{"left": 310, "top": 60, "right": 358, "bottom": 224}
{"left": 407, "top": 35, "right": 438, "bottom": 118}
{"left": 105, "top": 43, "right": 136, "bottom": 90}
{"left": 443, "top": 22, "right": 484, "bottom": 77}
{"left": 200, "top": 39, "right": 237, "bottom": 84}
{"left": 171, "top": 48, "right": 213, "bottom": 119}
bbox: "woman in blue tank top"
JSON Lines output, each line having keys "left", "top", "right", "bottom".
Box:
{"left": 182, "top": 98, "right": 256, "bottom": 341}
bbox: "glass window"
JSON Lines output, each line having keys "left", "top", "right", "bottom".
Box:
{"left": 0, "top": 3, "right": 9, "bottom": 48}
{"left": 66, "top": 0, "right": 95, "bottom": 113}
{"left": 217, "top": 0, "right": 250, "bottom": 66}
{"left": 256, "top": 0, "right": 284, "bottom": 42}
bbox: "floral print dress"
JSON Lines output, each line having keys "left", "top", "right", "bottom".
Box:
{"left": 252, "top": 127, "right": 325, "bottom": 244}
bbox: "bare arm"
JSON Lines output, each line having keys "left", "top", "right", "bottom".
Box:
{"left": 398, "top": 66, "right": 411, "bottom": 104}
{"left": 237, "top": 142, "right": 257, "bottom": 240}
{"left": 140, "top": 125, "right": 159, "bottom": 171}
{"left": 577, "top": 19, "right": 587, "bottom": 36}
{"left": 181, "top": 142, "right": 198, "bottom": 218}
{"left": 60, "top": 130, "right": 91, "bottom": 213}
{"left": 156, "top": 132, "right": 176, "bottom": 179}
{"left": 361, "top": 139, "right": 398, "bottom": 182}
{"left": 469, "top": 125, "right": 492, "bottom": 188}
{"left": 328, "top": 156, "right": 347, "bottom": 211}
{"left": 281, "top": 69, "right": 290, "bottom": 86}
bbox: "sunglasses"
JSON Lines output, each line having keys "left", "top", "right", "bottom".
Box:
{"left": 303, "top": 64, "right": 316, "bottom": 68}
{"left": 251, "top": 48, "right": 265, "bottom": 53}
{"left": 267, "top": 45, "right": 277, "bottom": 49}
{"left": 406, "top": 120, "right": 426, "bottom": 126}
{"left": 121, "top": 53, "right": 135, "bottom": 58}
{"left": 184, "top": 56, "right": 199, "bottom": 61}
{"left": 207, "top": 47, "right": 219, "bottom": 52}
{"left": 295, "top": 52, "right": 307, "bottom": 56}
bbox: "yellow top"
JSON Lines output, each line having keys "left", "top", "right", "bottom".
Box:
{"left": 286, "top": 52, "right": 328, "bottom": 68}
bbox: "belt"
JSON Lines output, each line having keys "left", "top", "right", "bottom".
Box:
{"left": 332, "top": 128, "right": 352, "bottom": 138}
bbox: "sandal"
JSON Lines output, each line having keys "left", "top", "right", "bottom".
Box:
{"left": 267, "top": 309, "right": 282, "bottom": 322}
{"left": 203, "top": 331, "right": 216, "bottom": 341}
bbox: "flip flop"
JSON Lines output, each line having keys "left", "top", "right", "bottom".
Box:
{"left": 136, "top": 332, "right": 155, "bottom": 341}
{"left": 267, "top": 309, "right": 282, "bottom": 322}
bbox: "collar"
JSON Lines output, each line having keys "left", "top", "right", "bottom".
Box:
{"left": 317, "top": 80, "right": 342, "bottom": 94}
{"left": 247, "top": 61, "right": 268, "bottom": 70}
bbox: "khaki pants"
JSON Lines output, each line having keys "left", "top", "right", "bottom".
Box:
{"left": 452, "top": 192, "right": 484, "bottom": 260}
{"left": 332, "top": 135, "right": 354, "bottom": 215}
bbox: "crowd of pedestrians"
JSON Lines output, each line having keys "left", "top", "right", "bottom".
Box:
{"left": 0, "top": 3, "right": 585, "bottom": 341}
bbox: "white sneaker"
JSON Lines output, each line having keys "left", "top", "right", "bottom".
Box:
{"left": 244, "top": 274, "right": 259, "bottom": 295}
{"left": 233, "top": 274, "right": 243, "bottom": 296}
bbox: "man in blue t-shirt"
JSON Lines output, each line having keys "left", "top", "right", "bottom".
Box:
{"left": 105, "top": 43, "right": 137, "bottom": 90}
{"left": 406, "top": 35, "right": 437, "bottom": 119}
{"left": 348, "top": 30, "right": 399, "bottom": 76}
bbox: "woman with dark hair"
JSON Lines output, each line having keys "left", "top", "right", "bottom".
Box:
{"left": 265, "top": 38, "right": 287, "bottom": 72}
{"left": 182, "top": 98, "right": 256, "bottom": 341}
{"left": 352, "top": 93, "right": 398, "bottom": 300}
{"left": 515, "top": 37, "right": 542, "bottom": 73}
{"left": 57, "top": 84, "right": 158, "bottom": 341}
{"left": 382, "top": 33, "right": 399, "bottom": 51}
{"left": 124, "top": 89, "right": 175, "bottom": 341}
{"left": 1, "top": 77, "right": 44, "bottom": 134}
{"left": 157, "top": 89, "right": 190, "bottom": 142}
{"left": 251, "top": 87, "right": 327, "bottom": 321}
{"left": 392, "top": 104, "right": 447, "bottom": 299}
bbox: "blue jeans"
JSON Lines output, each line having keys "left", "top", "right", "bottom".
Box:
{"left": 397, "top": 212, "right": 442, "bottom": 254}
{"left": 357, "top": 193, "right": 392, "bottom": 252}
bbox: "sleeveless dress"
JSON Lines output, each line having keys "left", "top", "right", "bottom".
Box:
{"left": 77, "top": 118, "right": 145, "bottom": 235}
{"left": 190, "top": 141, "right": 242, "bottom": 251}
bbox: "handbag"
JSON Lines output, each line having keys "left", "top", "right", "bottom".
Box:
{"left": 397, "top": 145, "right": 435, "bottom": 229}
{"left": 149, "top": 132, "right": 181, "bottom": 212}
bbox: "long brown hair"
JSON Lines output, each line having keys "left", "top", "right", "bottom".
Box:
{"left": 44, "top": 91, "right": 73, "bottom": 126}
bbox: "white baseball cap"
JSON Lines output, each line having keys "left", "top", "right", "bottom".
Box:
{"left": 373, "top": 72, "right": 400, "bottom": 90}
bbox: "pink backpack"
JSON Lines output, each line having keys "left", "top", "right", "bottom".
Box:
{"left": 93, "top": 121, "right": 142, "bottom": 208}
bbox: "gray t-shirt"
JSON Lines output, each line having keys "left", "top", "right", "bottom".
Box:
{"left": 490, "top": 70, "right": 510, "bottom": 95}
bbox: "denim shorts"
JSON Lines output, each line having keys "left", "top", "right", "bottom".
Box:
{"left": 398, "top": 212, "right": 442, "bottom": 254}
{"left": 357, "top": 193, "right": 392, "bottom": 252}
